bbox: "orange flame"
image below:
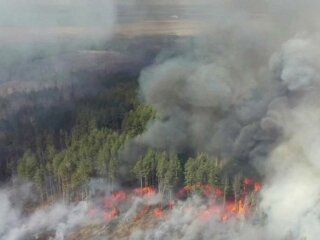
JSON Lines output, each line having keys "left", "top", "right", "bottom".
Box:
{"left": 254, "top": 182, "right": 261, "bottom": 192}
{"left": 103, "top": 191, "right": 127, "bottom": 209}
{"left": 244, "top": 178, "right": 254, "bottom": 185}
{"left": 88, "top": 178, "right": 261, "bottom": 223}
{"left": 154, "top": 207, "right": 164, "bottom": 219}
{"left": 103, "top": 207, "right": 119, "bottom": 221}
{"left": 133, "top": 187, "right": 156, "bottom": 198}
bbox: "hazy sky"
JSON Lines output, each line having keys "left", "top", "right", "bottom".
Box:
{"left": 0, "top": 0, "right": 117, "bottom": 47}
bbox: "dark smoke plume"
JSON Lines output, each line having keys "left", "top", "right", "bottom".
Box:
{"left": 124, "top": 1, "right": 320, "bottom": 239}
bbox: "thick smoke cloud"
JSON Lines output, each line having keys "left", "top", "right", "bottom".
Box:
{"left": 127, "top": 36, "right": 320, "bottom": 240}
{"left": 2, "top": 0, "right": 320, "bottom": 239}
{"left": 125, "top": 0, "right": 320, "bottom": 239}
{"left": 259, "top": 36, "right": 320, "bottom": 239}
{"left": 132, "top": 1, "right": 320, "bottom": 159}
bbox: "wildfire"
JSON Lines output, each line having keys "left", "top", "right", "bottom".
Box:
{"left": 153, "top": 207, "right": 164, "bottom": 219}
{"left": 198, "top": 205, "right": 221, "bottom": 221}
{"left": 87, "top": 179, "right": 261, "bottom": 224}
{"left": 103, "top": 191, "right": 127, "bottom": 209}
{"left": 133, "top": 186, "right": 156, "bottom": 198}
{"left": 244, "top": 178, "right": 254, "bottom": 185}
{"left": 198, "top": 198, "right": 251, "bottom": 222}
{"left": 254, "top": 182, "right": 261, "bottom": 192}
{"left": 176, "top": 184, "right": 223, "bottom": 199}
{"left": 103, "top": 207, "right": 119, "bottom": 221}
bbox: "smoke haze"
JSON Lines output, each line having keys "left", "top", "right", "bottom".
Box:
{"left": 0, "top": 0, "right": 116, "bottom": 98}
{"left": 2, "top": 0, "right": 320, "bottom": 239}
{"left": 126, "top": 0, "right": 320, "bottom": 239}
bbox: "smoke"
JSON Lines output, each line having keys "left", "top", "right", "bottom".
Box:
{"left": 2, "top": 0, "right": 320, "bottom": 239}
{"left": 0, "top": 183, "right": 89, "bottom": 240}
{"left": 127, "top": 2, "right": 320, "bottom": 157}
{"left": 0, "top": 0, "right": 116, "bottom": 95}
{"left": 123, "top": 0, "right": 320, "bottom": 239}
{"left": 259, "top": 35, "right": 320, "bottom": 239}
{"left": 0, "top": 0, "right": 121, "bottom": 182}
{"left": 128, "top": 196, "right": 262, "bottom": 240}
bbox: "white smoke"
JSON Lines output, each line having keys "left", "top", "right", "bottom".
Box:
{"left": 259, "top": 35, "right": 320, "bottom": 240}
{"left": 125, "top": 1, "right": 320, "bottom": 239}
{"left": 3, "top": 0, "right": 320, "bottom": 239}
{"left": 0, "top": 184, "right": 89, "bottom": 240}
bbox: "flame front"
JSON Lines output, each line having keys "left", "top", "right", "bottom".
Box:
{"left": 87, "top": 178, "right": 261, "bottom": 224}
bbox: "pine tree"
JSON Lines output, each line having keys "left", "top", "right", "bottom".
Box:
{"left": 232, "top": 173, "right": 243, "bottom": 203}
{"left": 156, "top": 152, "right": 168, "bottom": 193}
{"left": 165, "top": 153, "right": 181, "bottom": 192}
{"left": 195, "top": 153, "right": 209, "bottom": 184}
{"left": 222, "top": 176, "right": 229, "bottom": 208}
{"left": 133, "top": 156, "right": 144, "bottom": 188}
{"left": 208, "top": 159, "right": 221, "bottom": 187}
{"left": 185, "top": 157, "right": 196, "bottom": 186}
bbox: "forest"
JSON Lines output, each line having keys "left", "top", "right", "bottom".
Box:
{"left": 3, "top": 1, "right": 320, "bottom": 240}
{"left": 0, "top": 36, "right": 255, "bottom": 207}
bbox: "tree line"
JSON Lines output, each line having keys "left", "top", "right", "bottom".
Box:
{"left": 1, "top": 77, "right": 255, "bottom": 204}
{"left": 17, "top": 102, "right": 156, "bottom": 202}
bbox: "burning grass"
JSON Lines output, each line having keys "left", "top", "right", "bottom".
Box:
{"left": 65, "top": 178, "right": 261, "bottom": 239}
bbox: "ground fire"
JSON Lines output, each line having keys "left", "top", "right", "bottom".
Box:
{"left": 87, "top": 178, "right": 261, "bottom": 223}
